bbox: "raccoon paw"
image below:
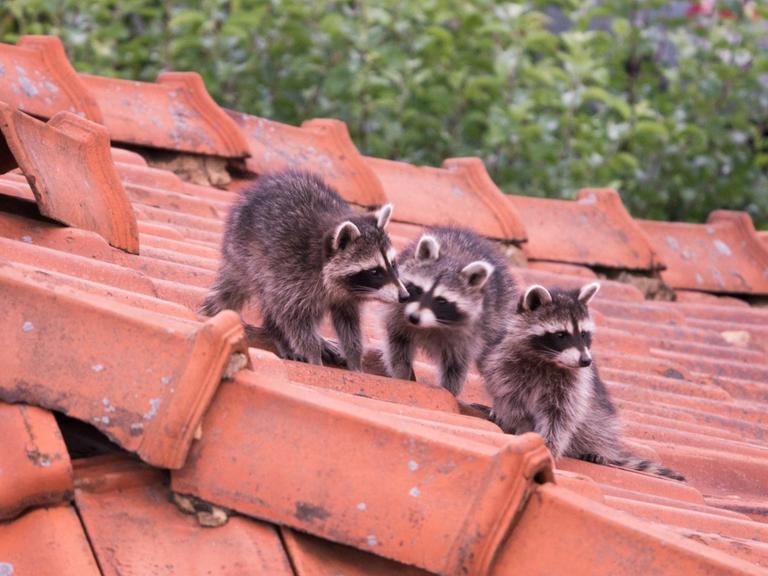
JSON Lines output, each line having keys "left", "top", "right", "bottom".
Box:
{"left": 321, "top": 339, "right": 348, "bottom": 368}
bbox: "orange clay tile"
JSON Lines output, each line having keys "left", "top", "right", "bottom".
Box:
{"left": 493, "top": 484, "right": 764, "bottom": 575}
{"left": 228, "top": 111, "right": 387, "bottom": 206}
{"left": 365, "top": 155, "right": 527, "bottom": 241}
{"left": 510, "top": 188, "right": 663, "bottom": 270}
{"left": 0, "top": 403, "right": 72, "bottom": 521}
{"left": 0, "top": 506, "right": 101, "bottom": 576}
{"left": 758, "top": 230, "right": 768, "bottom": 249}
{"left": 172, "top": 367, "right": 553, "bottom": 575}
{"left": 73, "top": 455, "right": 295, "bottom": 576}
{"left": 0, "top": 104, "right": 139, "bottom": 253}
{"left": 0, "top": 36, "right": 102, "bottom": 123}
{"left": 281, "top": 528, "right": 431, "bottom": 576}
{"left": 639, "top": 210, "right": 768, "bottom": 295}
{"left": 0, "top": 262, "right": 248, "bottom": 468}
{"left": 79, "top": 71, "right": 250, "bottom": 157}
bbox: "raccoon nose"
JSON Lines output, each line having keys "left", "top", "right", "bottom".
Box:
{"left": 578, "top": 355, "right": 592, "bottom": 368}
{"left": 408, "top": 312, "right": 420, "bottom": 325}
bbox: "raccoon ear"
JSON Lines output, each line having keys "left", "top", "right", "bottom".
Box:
{"left": 415, "top": 234, "right": 440, "bottom": 261}
{"left": 374, "top": 203, "right": 393, "bottom": 229}
{"left": 461, "top": 260, "right": 494, "bottom": 289}
{"left": 578, "top": 281, "right": 600, "bottom": 305}
{"left": 520, "top": 284, "right": 552, "bottom": 312}
{"left": 332, "top": 221, "right": 362, "bottom": 251}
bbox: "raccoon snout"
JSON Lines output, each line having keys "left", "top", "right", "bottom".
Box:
{"left": 408, "top": 312, "right": 420, "bottom": 325}
{"left": 579, "top": 354, "right": 592, "bottom": 368}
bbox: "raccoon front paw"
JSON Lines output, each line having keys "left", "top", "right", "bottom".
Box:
{"left": 321, "top": 339, "right": 348, "bottom": 368}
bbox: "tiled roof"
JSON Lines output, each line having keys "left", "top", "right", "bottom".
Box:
{"left": 1, "top": 35, "right": 768, "bottom": 575}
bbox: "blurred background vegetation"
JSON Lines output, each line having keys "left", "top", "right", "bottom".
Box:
{"left": 1, "top": 1, "right": 766, "bottom": 226}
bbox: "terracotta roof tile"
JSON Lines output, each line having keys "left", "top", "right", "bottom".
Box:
{"left": 366, "top": 156, "right": 527, "bottom": 241}
{"left": 493, "top": 484, "right": 764, "bottom": 575}
{"left": 227, "top": 111, "right": 387, "bottom": 206}
{"left": 281, "top": 527, "right": 431, "bottom": 576}
{"left": 73, "top": 455, "right": 295, "bottom": 575}
{"left": 510, "top": 188, "right": 663, "bottom": 270}
{"left": 0, "top": 506, "right": 101, "bottom": 576}
{"left": 0, "top": 36, "right": 102, "bottom": 122}
{"left": 79, "top": 70, "right": 250, "bottom": 157}
{"left": 0, "top": 403, "right": 72, "bottom": 521}
{"left": 1, "top": 54, "right": 768, "bottom": 572}
{"left": 0, "top": 104, "right": 139, "bottom": 252}
{"left": 639, "top": 211, "right": 768, "bottom": 295}
{"left": 0, "top": 258, "right": 248, "bottom": 467}
{"left": 172, "top": 367, "right": 553, "bottom": 574}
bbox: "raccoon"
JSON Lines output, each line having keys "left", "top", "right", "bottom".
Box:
{"left": 482, "top": 282, "right": 685, "bottom": 482}
{"left": 201, "top": 169, "right": 408, "bottom": 370}
{"left": 384, "top": 226, "right": 515, "bottom": 396}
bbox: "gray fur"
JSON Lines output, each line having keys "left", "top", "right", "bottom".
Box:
{"left": 384, "top": 226, "right": 516, "bottom": 396}
{"left": 483, "top": 283, "right": 685, "bottom": 482}
{"left": 201, "top": 169, "right": 406, "bottom": 370}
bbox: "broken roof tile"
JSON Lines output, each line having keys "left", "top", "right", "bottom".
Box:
{"left": 228, "top": 111, "right": 388, "bottom": 206}
{"left": 639, "top": 210, "right": 768, "bottom": 295}
{"left": 0, "top": 506, "right": 101, "bottom": 576}
{"left": 73, "top": 455, "right": 295, "bottom": 576}
{"left": 510, "top": 188, "right": 663, "bottom": 271}
{"left": 0, "top": 104, "right": 139, "bottom": 253}
{"left": 0, "top": 36, "right": 102, "bottom": 123}
{"left": 0, "top": 403, "right": 72, "bottom": 521}
{"left": 365, "top": 156, "right": 527, "bottom": 242}
{"left": 0, "top": 261, "right": 248, "bottom": 468}
{"left": 172, "top": 368, "right": 553, "bottom": 575}
{"left": 79, "top": 71, "right": 250, "bottom": 157}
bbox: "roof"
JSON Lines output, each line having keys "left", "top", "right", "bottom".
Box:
{"left": 1, "top": 35, "right": 768, "bottom": 575}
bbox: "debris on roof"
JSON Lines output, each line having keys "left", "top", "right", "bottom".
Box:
{"left": 1, "top": 34, "right": 768, "bottom": 575}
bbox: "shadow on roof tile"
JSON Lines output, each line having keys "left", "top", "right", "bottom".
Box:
{"left": 0, "top": 403, "right": 72, "bottom": 521}
{"left": 0, "top": 36, "right": 102, "bottom": 123}
{"left": 0, "top": 104, "right": 139, "bottom": 253}
{"left": 640, "top": 211, "right": 768, "bottom": 296}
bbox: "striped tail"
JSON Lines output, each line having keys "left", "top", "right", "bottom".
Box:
{"left": 580, "top": 452, "right": 686, "bottom": 482}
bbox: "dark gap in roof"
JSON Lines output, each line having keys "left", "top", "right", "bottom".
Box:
{"left": 594, "top": 267, "right": 676, "bottom": 301}
{"left": 54, "top": 411, "right": 124, "bottom": 459}
{"left": 0, "top": 194, "right": 62, "bottom": 225}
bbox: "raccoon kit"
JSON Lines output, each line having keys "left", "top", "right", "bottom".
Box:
{"left": 483, "top": 282, "right": 685, "bottom": 481}
{"left": 201, "top": 169, "right": 408, "bottom": 370}
{"left": 384, "top": 226, "right": 515, "bottom": 396}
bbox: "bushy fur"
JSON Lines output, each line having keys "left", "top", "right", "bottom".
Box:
{"left": 482, "top": 282, "right": 685, "bottom": 482}
{"left": 201, "top": 169, "right": 406, "bottom": 370}
{"left": 384, "top": 226, "right": 515, "bottom": 396}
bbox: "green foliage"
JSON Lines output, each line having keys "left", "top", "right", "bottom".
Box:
{"left": 1, "top": 1, "right": 766, "bottom": 226}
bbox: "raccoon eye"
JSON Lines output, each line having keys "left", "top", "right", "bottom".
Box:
{"left": 580, "top": 331, "right": 588, "bottom": 338}
{"left": 406, "top": 283, "right": 422, "bottom": 297}
{"left": 434, "top": 296, "right": 448, "bottom": 305}
{"left": 368, "top": 267, "right": 385, "bottom": 277}
{"left": 555, "top": 331, "right": 568, "bottom": 339}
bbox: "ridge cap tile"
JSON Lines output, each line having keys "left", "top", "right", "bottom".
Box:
{"left": 227, "top": 110, "right": 388, "bottom": 206}
{"left": 79, "top": 70, "right": 250, "bottom": 157}
{"left": 365, "top": 155, "right": 527, "bottom": 241}
{"left": 0, "top": 36, "right": 102, "bottom": 122}
{"left": 0, "top": 103, "right": 139, "bottom": 253}
{"left": 639, "top": 211, "right": 768, "bottom": 295}
{"left": 0, "top": 261, "right": 248, "bottom": 468}
{"left": 172, "top": 368, "right": 553, "bottom": 575}
{"left": 508, "top": 187, "right": 663, "bottom": 271}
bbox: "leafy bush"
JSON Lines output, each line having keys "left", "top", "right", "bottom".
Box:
{"left": 1, "top": 1, "right": 766, "bottom": 226}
